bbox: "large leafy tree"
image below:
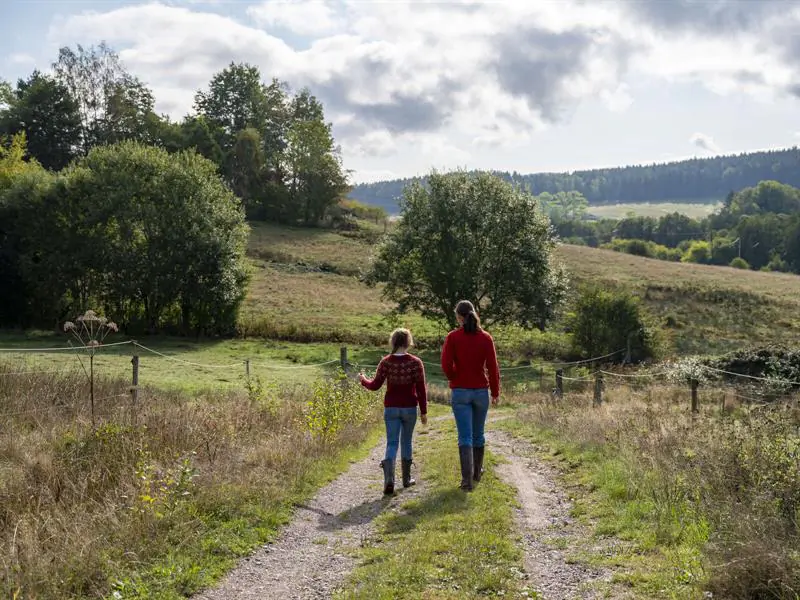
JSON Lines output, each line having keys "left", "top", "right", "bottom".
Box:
{"left": 369, "top": 170, "right": 568, "bottom": 329}
{"left": 194, "top": 63, "right": 269, "bottom": 147}
{"left": 53, "top": 43, "right": 165, "bottom": 151}
{"left": 2, "top": 141, "right": 249, "bottom": 333}
{"left": 285, "top": 118, "right": 347, "bottom": 225}
{"left": 0, "top": 71, "right": 82, "bottom": 170}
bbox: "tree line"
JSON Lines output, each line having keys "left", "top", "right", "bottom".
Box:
{"left": 0, "top": 42, "right": 353, "bottom": 333}
{"left": 0, "top": 43, "right": 348, "bottom": 226}
{"left": 349, "top": 148, "right": 800, "bottom": 211}
{"left": 548, "top": 180, "right": 800, "bottom": 273}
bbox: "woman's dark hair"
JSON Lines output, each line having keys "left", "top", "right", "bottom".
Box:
{"left": 455, "top": 300, "right": 481, "bottom": 334}
{"left": 390, "top": 328, "right": 413, "bottom": 353}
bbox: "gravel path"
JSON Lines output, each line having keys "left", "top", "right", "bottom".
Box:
{"left": 487, "top": 430, "right": 613, "bottom": 600}
{"left": 194, "top": 439, "right": 424, "bottom": 600}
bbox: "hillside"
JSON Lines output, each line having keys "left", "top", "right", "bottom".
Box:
{"left": 349, "top": 146, "right": 800, "bottom": 213}
{"left": 243, "top": 223, "right": 800, "bottom": 356}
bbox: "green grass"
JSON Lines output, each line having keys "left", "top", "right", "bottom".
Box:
{"left": 337, "top": 409, "right": 530, "bottom": 599}
{"left": 587, "top": 201, "right": 721, "bottom": 220}
{"left": 0, "top": 364, "right": 385, "bottom": 599}
{"left": 243, "top": 219, "right": 800, "bottom": 358}
{"left": 110, "top": 425, "right": 386, "bottom": 599}
{"left": 558, "top": 244, "right": 800, "bottom": 354}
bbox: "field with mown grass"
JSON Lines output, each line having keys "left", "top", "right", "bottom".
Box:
{"left": 586, "top": 201, "right": 721, "bottom": 220}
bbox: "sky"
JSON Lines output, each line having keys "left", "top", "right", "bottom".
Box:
{"left": 2, "top": 0, "right": 800, "bottom": 183}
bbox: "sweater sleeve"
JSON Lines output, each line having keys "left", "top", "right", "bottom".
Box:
{"left": 360, "top": 359, "right": 387, "bottom": 391}
{"left": 415, "top": 359, "right": 428, "bottom": 415}
{"left": 486, "top": 335, "right": 500, "bottom": 398}
{"left": 441, "top": 333, "right": 457, "bottom": 381}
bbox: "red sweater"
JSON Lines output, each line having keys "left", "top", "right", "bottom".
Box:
{"left": 441, "top": 328, "right": 501, "bottom": 397}
{"left": 360, "top": 354, "right": 428, "bottom": 414}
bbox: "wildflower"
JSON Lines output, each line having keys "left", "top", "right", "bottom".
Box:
{"left": 63, "top": 321, "right": 76, "bottom": 332}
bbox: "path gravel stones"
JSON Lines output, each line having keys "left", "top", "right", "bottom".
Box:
{"left": 194, "top": 439, "right": 424, "bottom": 600}
{"left": 487, "top": 430, "right": 614, "bottom": 600}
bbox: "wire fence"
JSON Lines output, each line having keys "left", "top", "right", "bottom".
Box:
{"left": 1, "top": 338, "right": 799, "bottom": 423}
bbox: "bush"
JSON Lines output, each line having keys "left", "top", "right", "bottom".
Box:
{"left": 681, "top": 240, "right": 712, "bottom": 264}
{"left": 569, "top": 287, "right": 660, "bottom": 363}
{"left": 729, "top": 257, "right": 750, "bottom": 269}
{"left": 601, "top": 238, "right": 681, "bottom": 262}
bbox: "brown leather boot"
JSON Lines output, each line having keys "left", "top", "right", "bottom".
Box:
{"left": 459, "top": 446, "right": 473, "bottom": 491}
{"left": 473, "top": 446, "right": 485, "bottom": 483}
{"left": 401, "top": 459, "right": 416, "bottom": 488}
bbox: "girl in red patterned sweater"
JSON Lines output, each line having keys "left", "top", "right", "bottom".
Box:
{"left": 359, "top": 328, "right": 428, "bottom": 495}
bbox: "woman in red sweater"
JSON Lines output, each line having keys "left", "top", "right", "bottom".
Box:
{"left": 359, "top": 328, "right": 428, "bottom": 495}
{"left": 440, "top": 300, "right": 500, "bottom": 491}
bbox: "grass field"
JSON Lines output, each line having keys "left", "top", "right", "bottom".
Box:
{"left": 243, "top": 220, "right": 800, "bottom": 357}
{"left": 586, "top": 201, "right": 721, "bottom": 220}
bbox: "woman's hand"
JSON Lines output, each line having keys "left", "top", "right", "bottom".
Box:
{"left": 491, "top": 396, "right": 500, "bottom": 407}
{"left": 420, "top": 413, "right": 428, "bottom": 425}
{"left": 358, "top": 373, "right": 367, "bottom": 384}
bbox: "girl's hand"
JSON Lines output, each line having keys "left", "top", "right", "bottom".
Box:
{"left": 358, "top": 373, "right": 367, "bottom": 383}
{"left": 491, "top": 396, "right": 500, "bottom": 407}
{"left": 420, "top": 413, "right": 428, "bottom": 425}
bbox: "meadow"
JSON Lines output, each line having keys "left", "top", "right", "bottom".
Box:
{"left": 586, "top": 201, "right": 722, "bottom": 220}
{"left": 3, "top": 217, "right": 800, "bottom": 599}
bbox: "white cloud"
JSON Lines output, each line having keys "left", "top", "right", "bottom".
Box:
{"left": 690, "top": 132, "right": 722, "bottom": 154}
{"left": 247, "top": 0, "right": 343, "bottom": 36}
{"left": 7, "top": 53, "right": 36, "bottom": 66}
{"left": 43, "top": 0, "right": 800, "bottom": 170}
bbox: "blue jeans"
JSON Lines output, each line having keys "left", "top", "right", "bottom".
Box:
{"left": 384, "top": 407, "right": 417, "bottom": 461}
{"left": 451, "top": 388, "right": 490, "bottom": 447}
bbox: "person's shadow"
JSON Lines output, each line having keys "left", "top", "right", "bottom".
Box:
{"left": 380, "top": 488, "right": 468, "bottom": 535}
{"left": 296, "top": 496, "right": 393, "bottom": 532}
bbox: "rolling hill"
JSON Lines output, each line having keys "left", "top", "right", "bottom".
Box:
{"left": 349, "top": 146, "right": 800, "bottom": 214}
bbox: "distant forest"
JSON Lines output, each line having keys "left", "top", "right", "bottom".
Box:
{"left": 349, "top": 147, "right": 800, "bottom": 212}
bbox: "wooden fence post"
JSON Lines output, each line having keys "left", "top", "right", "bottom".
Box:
{"left": 130, "top": 355, "right": 139, "bottom": 407}
{"left": 691, "top": 378, "right": 699, "bottom": 414}
{"left": 340, "top": 346, "right": 348, "bottom": 373}
{"left": 593, "top": 372, "right": 603, "bottom": 407}
{"left": 245, "top": 359, "right": 251, "bottom": 380}
{"left": 555, "top": 369, "right": 563, "bottom": 398}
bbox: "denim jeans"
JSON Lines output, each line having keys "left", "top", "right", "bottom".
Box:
{"left": 451, "top": 388, "right": 490, "bottom": 447}
{"left": 384, "top": 407, "right": 418, "bottom": 461}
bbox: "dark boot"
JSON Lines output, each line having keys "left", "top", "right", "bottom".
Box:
{"left": 401, "top": 459, "right": 416, "bottom": 488}
{"left": 473, "top": 446, "right": 485, "bottom": 483}
{"left": 459, "top": 446, "right": 474, "bottom": 491}
{"left": 380, "top": 459, "right": 395, "bottom": 495}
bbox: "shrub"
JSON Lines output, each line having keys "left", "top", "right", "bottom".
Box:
{"left": 681, "top": 240, "right": 712, "bottom": 264}
{"left": 729, "top": 257, "right": 750, "bottom": 269}
{"left": 569, "top": 287, "right": 660, "bottom": 363}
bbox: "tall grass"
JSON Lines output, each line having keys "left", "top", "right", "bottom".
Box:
{"left": 0, "top": 364, "right": 379, "bottom": 598}
{"left": 507, "top": 385, "right": 800, "bottom": 599}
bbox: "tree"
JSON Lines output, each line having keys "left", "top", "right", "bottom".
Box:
{"left": 194, "top": 63, "right": 269, "bottom": 146}
{"left": 569, "top": 287, "right": 659, "bottom": 363}
{"left": 285, "top": 118, "right": 347, "bottom": 225}
{"left": 3, "top": 141, "right": 249, "bottom": 333}
{"left": 369, "top": 170, "right": 568, "bottom": 329}
{"left": 0, "top": 71, "right": 81, "bottom": 170}
{"left": 226, "top": 127, "right": 266, "bottom": 216}
{"left": 53, "top": 43, "right": 161, "bottom": 152}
